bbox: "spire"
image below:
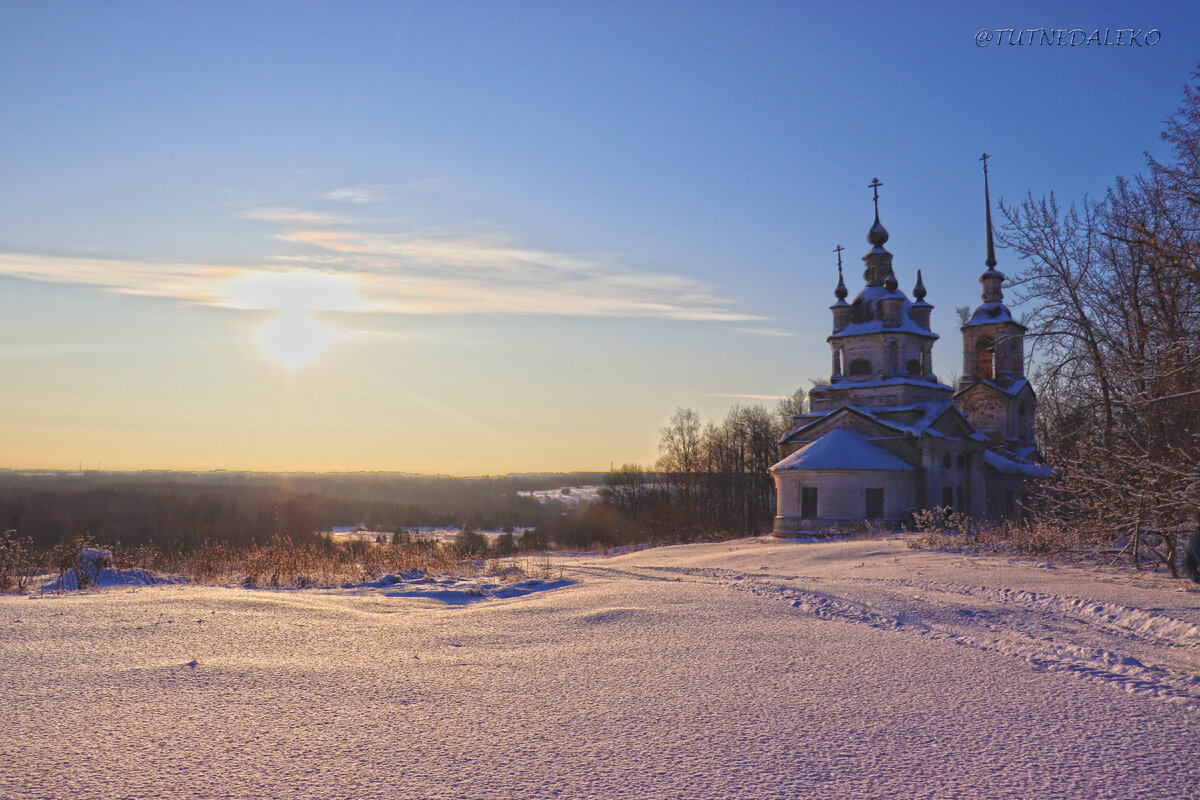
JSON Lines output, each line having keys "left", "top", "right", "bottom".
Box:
{"left": 833, "top": 244, "right": 848, "bottom": 301}
{"left": 981, "top": 153, "right": 996, "bottom": 268}
{"left": 912, "top": 269, "right": 927, "bottom": 302}
{"left": 978, "top": 154, "right": 1005, "bottom": 303}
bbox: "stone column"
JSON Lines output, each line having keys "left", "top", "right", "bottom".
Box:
{"left": 968, "top": 451, "right": 987, "bottom": 519}
{"left": 921, "top": 448, "right": 938, "bottom": 511}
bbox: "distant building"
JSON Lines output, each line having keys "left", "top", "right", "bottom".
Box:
{"left": 771, "top": 162, "right": 1051, "bottom": 534}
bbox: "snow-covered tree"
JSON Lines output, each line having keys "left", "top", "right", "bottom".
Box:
{"left": 1000, "top": 66, "right": 1200, "bottom": 573}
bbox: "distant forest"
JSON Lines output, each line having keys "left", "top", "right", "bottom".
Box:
{"left": 0, "top": 471, "right": 605, "bottom": 549}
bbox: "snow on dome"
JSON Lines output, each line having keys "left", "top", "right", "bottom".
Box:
{"left": 965, "top": 301, "right": 1020, "bottom": 327}
{"left": 770, "top": 428, "right": 914, "bottom": 472}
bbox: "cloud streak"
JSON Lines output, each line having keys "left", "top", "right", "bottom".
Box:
{"left": 706, "top": 393, "right": 791, "bottom": 401}
{"left": 325, "top": 185, "right": 390, "bottom": 204}
{"left": 0, "top": 210, "right": 761, "bottom": 323}
{"left": 729, "top": 326, "right": 796, "bottom": 337}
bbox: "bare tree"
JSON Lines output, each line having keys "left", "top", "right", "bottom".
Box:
{"left": 775, "top": 386, "right": 809, "bottom": 437}
{"left": 998, "top": 67, "right": 1200, "bottom": 573}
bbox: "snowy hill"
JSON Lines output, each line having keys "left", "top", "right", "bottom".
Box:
{"left": 2, "top": 537, "right": 1198, "bottom": 799}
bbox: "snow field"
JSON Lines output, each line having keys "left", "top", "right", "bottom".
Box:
{"left": 2, "top": 536, "right": 1198, "bottom": 799}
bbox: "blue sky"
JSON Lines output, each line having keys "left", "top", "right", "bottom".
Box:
{"left": 1, "top": 2, "right": 1196, "bottom": 473}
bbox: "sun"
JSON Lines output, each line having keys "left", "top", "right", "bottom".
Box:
{"left": 257, "top": 310, "right": 344, "bottom": 370}
{"left": 217, "top": 270, "right": 363, "bottom": 370}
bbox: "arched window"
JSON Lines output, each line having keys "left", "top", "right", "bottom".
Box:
{"left": 976, "top": 337, "right": 995, "bottom": 380}
{"left": 848, "top": 359, "right": 871, "bottom": 376}
{"left": 906, "top": 358, "right": 921, "bottom": 375}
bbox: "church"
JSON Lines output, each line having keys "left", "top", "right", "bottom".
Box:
{"left": 771, "top": 161, "right": 1052, "bottom": 534}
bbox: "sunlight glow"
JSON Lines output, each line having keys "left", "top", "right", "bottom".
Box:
{"left": 257, "top": 311, "right": 345, "bottom": 370}
{"left": 223, "top": 270, "right": 367, "bottom": 311}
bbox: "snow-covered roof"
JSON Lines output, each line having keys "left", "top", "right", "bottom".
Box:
{"left": 843, "top": 403, "right": 947, "bottom": 438}
{"left": 822, "top": 376, "right": 954, "bottom": 393}
{"left": 954, "top": 377, "right": 1031, "bottom": 399}
{"left": 771, "top": 428, "right": 915, "bottom": 472}
{"left": 983, "top": 449, "right": 1056, "bottom": 477}
{"left": 964, "top": 301, "right": 1025, "bottom": 328}
{"left": 989, "top": 377, "right": 1029, "bottom": 397}
{"left": 1012, "top": 444, "right": 1041, "bottom": 462}
{"left": 828, "top": 284, "right": 938, "bottom": 340}
{"left": 829, "top": 312, "right": 938, "bottom": 340}
{"left": 781, "top": 400, "right": 987, "bottom": 446}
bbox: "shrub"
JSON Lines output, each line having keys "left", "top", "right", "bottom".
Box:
{"left": 0, "top": 529, "right": 34, "bottom": 592}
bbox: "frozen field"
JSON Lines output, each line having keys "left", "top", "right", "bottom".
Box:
{"left": 2, "top": 536, "right": 1199, "bottom": 799}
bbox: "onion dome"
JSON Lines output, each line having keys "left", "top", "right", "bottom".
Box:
{"left": 912, "top": 269, "right": 927, "bottom": 302}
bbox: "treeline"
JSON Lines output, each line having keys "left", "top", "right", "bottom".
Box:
{"left": 533, "top": 397, "right": 805, "bottom": 549}
{"left": 999, "top": 67, "right": 1200, "bottom": 572}
{"left": 0, "top": 471, "right": 604, "bottom": 550}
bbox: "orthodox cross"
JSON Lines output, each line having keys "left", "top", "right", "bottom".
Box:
{"left": 980, "top": 152, "right": 990, "bottom": 174}
{"left": 868, "top": 177, "right": 882, "bottom": 217}
{"left": 833, "top": 244, "right": 844, "bottom": 271}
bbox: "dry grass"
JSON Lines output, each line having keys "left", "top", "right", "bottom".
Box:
{"left": 907, "top": 509, "right": 1110, "bottom": 559}
{"left": 0, "top": 533, "right": 568, "bottom": 594}
{"left": 108, "top": 536, "right": 488, "bottom": 589}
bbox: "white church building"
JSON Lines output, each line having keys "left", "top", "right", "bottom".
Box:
{"left": 771, "top": 164, "right": 1051, "bottom": 534}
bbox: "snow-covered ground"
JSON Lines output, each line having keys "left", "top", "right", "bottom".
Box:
{"left": 3, "top": 536, "right": 1199, "bottom": 799}
{"left": 518, "top": 484, "right": 603, "bottom": 505}
{"left": 326, "top": 526, "right": 530, "bottom": 546}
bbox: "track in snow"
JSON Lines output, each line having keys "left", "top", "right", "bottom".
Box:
{"left": 567, "top": 560, "right": 1200, "bottom": 711}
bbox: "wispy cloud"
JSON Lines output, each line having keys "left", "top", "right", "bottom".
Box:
{"left": 240, "top": 207, "right": 345, "bottom": 225}
{"left": 0, "top": 252, "right": 237, "bottom": 304}
{"left": 325, "top": 185, "right": 390, "bottom": 204}
{"left": 0, "top": 209, "right": 762, "bottom": 323}
{"left": 706, "top": 392, "right": 790, "bottom": 400}
{"left": 729, "top": 326, "right": 795, "bottom": 337}
{"left": 271, "top": 227, "right": 759, "bottom": 322}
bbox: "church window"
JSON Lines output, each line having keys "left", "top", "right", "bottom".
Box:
{"left": 848, "top": 359, "right": 871, "bottom": 376}
{"left": 955, "top": 485, "right": 965, "bottom": 512}
{"left": 942, "top": 453, "right": 951, "bottom": 470}
{"left": 976, "top": 337, "right": 996, "bottom": 380}
{"left": 957, "top": 454, "right": 965, "bottom": 469}
{"left": 942, "top": 486, "right": 954, "bottom": 510}
{"left": 801, "top": 487, "right": 818, "bottom": 518}
{"left": 906, "top": 358, "right": 921, "bottom": 375}
{"left": 865, "top": 488, "right": 884, "bottom": 519}
{"left": 1006, "top": 490, "right": 1015, "bottom": 517}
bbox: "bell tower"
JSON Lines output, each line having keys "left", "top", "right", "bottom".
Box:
{"left": 954, "top": 155, "right": 1037, "bottom": 448}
